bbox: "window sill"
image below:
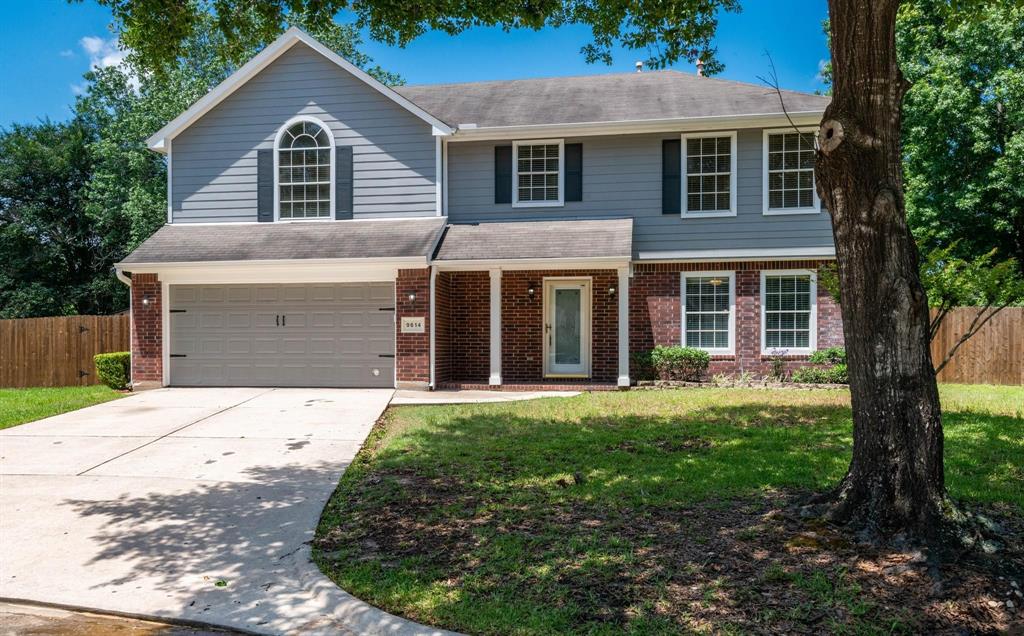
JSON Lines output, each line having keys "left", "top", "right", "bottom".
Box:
{"left": 681, "top": 210, "right": 736, "bottom": 219}
{"left": 512, "top": 202, "right": 565, "bottom": 209}
{"left": 762, "top": 207, "right": 821, "bottom": 216}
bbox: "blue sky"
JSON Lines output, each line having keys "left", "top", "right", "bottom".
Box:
{"left": 0, "top": 0, "right": 829, "bottom": 126}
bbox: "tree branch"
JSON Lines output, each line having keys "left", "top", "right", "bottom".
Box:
{"left": 933, "top": 303, "right": 1009, "bottom": 375}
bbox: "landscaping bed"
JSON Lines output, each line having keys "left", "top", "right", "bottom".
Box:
{"left": 314, "top": 385, "right": 1023, "bottom": 635}
{"left": 0, "top": 385, "right": 124, "bottom": 430}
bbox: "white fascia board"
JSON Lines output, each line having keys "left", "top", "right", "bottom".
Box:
{"left": 434, "top": 256, "right": 630, "bottom": 271}
{"left": 447, "top": 111, "right": 824, "bottom": 142}
{"left": 115, "top": 257, "right": 426, "bottom": 285}
{"left": 637, "top": 246, "right": 836, "bottom": 262}
{"left": 147, "top": 27, "right": 453, "bottom": 152}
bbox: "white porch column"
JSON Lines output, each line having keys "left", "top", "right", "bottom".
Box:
{"left": 617, "top": 266, "right": 630, "bottom": 387}
{"left": 489, "top": 269, "right": 502, "bottom": 386}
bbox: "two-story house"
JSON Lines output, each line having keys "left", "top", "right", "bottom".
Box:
{"left": 116, "top": 27, "right": 842, "bottom": 390}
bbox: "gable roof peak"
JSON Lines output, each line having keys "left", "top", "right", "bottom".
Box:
{"left": 146, "top": 27, "right": 453, "bottom": 152}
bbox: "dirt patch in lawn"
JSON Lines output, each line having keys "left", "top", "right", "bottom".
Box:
{"left": 316, "top": 475, "right": 1023, "bottom": 634}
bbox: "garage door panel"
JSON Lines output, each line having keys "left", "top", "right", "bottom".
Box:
{"left": 170, "top": 283, "right": 395, "bottom": 388}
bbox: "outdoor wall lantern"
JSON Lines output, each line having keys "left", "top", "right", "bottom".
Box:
{"left": 407, "top": 291, "right": 417, "bottom": 302}
{"left": 527, "top": 284, "right": 537, "bottom": 297}
{"left": 608, "top": 286, "right": 616, "bottom": 296}
{"left": 141, "top": 295, "right": 152, "bottom": 306}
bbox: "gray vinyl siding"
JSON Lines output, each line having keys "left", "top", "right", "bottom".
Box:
{"left": 445, "top": 129, "right": 835, "bottom": 257}
{"left": 171, "top": 43, "right": 436, "bottom": 223}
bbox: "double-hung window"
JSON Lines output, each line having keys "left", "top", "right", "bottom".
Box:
{"left": 683, "top": 132, "right": 737, "bottom": 217}
{"left": 760, "top": 270, "right": 817, "bottom": 354}
{"left": 513, "top": 139, "right": 564, "bottom": 207}
{"left": 276, "top": 118, "right": 334, "bottom": 220}
{"left": 763, "top": 128, "right": 820, "bottom": 215}
{"left": 681, "top": 271, "right": 735, "bottom": 354}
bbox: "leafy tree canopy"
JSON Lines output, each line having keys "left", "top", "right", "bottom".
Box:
{"left": 78, "top": 0, "right": 736, "bottom": 75}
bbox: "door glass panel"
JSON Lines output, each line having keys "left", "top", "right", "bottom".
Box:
{"left": 554, "top": 288, "right": 581, "bottom": 365}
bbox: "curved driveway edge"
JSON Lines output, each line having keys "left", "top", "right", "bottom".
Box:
{"left": 0, "top": 387, "right": 457, "bottom": 635}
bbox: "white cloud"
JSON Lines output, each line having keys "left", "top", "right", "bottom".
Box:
{"left": 59, "top": 49, "right": 75, "bottom": 58}
{"left": 80, "top": 35, "right": 129, "bottom": 70}
{"left": 73, "top": 35, "right": 139, "bottom": 94}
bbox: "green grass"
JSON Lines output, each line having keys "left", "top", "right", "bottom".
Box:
{"left": 314, "top": 384, "right": 1023, "bottom": 635}
{"left": 0, "top": 385, "right": 124, "bottom": 430}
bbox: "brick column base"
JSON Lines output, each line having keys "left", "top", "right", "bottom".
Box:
{"left": 130, "top": 273, "right": 163, "bottom": 387}
{"left": 396, "top": 268, "right": 431, "bottom": 388}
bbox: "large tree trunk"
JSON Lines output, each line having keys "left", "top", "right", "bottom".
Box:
{"left": 816, "top": 0, "right": 946, "bottom": 541}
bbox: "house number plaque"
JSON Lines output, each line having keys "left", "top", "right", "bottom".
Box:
{"left": 401, "top": 317, "right": 425, "bottom": 333}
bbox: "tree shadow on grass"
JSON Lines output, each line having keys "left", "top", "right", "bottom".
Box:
{"left": 316, "top": 401, "right": 1024, "bottom": 635}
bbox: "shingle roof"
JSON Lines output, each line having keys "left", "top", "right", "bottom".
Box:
{"left": 118, "top": 218, "right": 446, "bottom": 265}
{"left": 394, "top": 71, "right": 829, "bottom": 129}
{"left": 435, "top": 218, "right": 633, "bottom": 262}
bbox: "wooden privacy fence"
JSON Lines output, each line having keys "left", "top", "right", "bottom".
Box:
{"left": 0, "top": 315, "right": 130, "bottom": 388}
{"left": 930, "top": 307, "right": 1023, "bottom": 386}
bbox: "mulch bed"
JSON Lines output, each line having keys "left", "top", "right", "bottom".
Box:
{"left": 317, "top": 473, "right": 1024, "bottom": 634}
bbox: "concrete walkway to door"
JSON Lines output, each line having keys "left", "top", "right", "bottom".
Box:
{"left": 0, "top": 388, "right": 453, "bottom": 635}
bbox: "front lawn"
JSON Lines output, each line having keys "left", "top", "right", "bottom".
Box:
{"left": 315, "top": 384, "right": 1023, "bottom": 635}
{"left": 0, "top": 385, "right": 124, "bottom": 430}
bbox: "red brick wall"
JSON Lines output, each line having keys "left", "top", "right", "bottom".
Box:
{"left": 396, "top": 268, "right": 430, "bottom": 384}
{"left": 500, "top": 270, "right": 619, "bottom": 383}
{"left": 630, "top": 260, "right": 843, "bottom": 377}
{"left": 443, "top": 271, "right": 491, "bottom": 383}
{"left": 130, "top": 273, "right": 162, "bottom": 384}
{"left": 434, "top": 271, "right": 452, "bottom": 384}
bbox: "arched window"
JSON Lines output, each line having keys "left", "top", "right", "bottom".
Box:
{"left": 276, "top": 118, "right": 333, "bottom": 219}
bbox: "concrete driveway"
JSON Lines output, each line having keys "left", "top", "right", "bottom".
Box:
{"left": 0, "top": 388, "right": 450, "bottom": 635}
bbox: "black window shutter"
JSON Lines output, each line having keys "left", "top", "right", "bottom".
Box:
{"left": 662, "top": 139, "right": 681, "bottom": 215}
{"left": 336, "top": 146, "right": 353, "bottom": 220}
{"left": 565, "top": 143, "right": 583, "bottom": 202}
{"left": 257, "top": 149, "right": 274, "bottom": 222}
{"left": 494, "top": 145, "right": 512, "bottom": 204}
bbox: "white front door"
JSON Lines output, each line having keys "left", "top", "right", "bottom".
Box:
{"left": 544, "top": 279, "right": 591, "bottom": 377}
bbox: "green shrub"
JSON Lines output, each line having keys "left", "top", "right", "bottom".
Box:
{"left": 649, "top": 346, "right": 711, "bottom": 381}
{"left": 630, "top": 350, "right": 657, "bottom": 381}
{"left": 792, "top": 363, "right": 848, "bottom": 384}
{"left": 808, "top": 346, "right": 847, "bottom": 365}
{"left": 94, "top": 352, "right": 131, "bottom": 390}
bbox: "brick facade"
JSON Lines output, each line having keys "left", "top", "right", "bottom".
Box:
{"left": 499, "top": 270, "right": 619, "bottom": 384}
{"left": 130, "top": 273, "right": 162, "bottom": 385}
{"left": 630, "top": 260, "right": 843, "bottom": 377}
{"left": 437, "top": 271, "right": 490, "bottom": 383}
{"left": 396, "top": 268, "right": 431, "bottom": 386}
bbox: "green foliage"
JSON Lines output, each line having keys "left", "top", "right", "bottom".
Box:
{"left": 0, "top": 119, "right": 107, "bottom": 317}
{"left": 94, "top": 351, "right": 131, "bottom": 390}
{"left": 921, "top": 244, "right": 1024, "bottom": 311}
{"left": 808, "top": 347, "right": 846, "bottom": 365}
{"left": 87, "top": 0, "right": 737, "bottom": 75}
{"left": 630, "top": 350, "right": 657, "bottom": 381}
{"left": 819, "top": 2, "right": 1023, "bottom": 266}
{"left": 792, "top": 364, "right": 848, "bottom": 385}
{"left": 898, "top": 0, "right": 1024, "bottom": 265}
{"left": 648, "top": 345, "right": 711, "bottom": 381}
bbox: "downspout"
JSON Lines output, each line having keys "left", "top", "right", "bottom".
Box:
{"left": 114, "top": 268, "right": 134, "bottom": 388}
{"left": 428, "top": 264, "right": 437, "bottom": 390}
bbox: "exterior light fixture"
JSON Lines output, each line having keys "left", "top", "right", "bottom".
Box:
{"left": 527, "top": 284, "right": 536, "bottom": 297}
{"left": 608, "top": 286, "right": 616, "bottom": 295}
{"left": 141, "top": 296, "right": 152, "bottom": 306}
{"left": 407, "top": 292, "right": 417, "bottom": 302}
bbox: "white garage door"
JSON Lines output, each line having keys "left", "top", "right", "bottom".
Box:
{"left": 169, "top": 283, "right": 395, "bottom": 388}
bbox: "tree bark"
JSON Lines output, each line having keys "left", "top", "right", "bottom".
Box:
{"left": 816, "top": 0, "right": 946, "bottom": 541}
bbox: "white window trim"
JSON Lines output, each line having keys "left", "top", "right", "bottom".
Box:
{"left": 273, "top": 115, "right": 336, "bottom": 222}
{"left": 762, "top": 127, "right": 821, "bottom": 216}
{"left": 512, "top": 138, "right": 565, "bottom": 208}
{"left": 680, "top": 271, "right": 736, "bottom": 355}
{"left": 760, "top": 269, "right": 818, "bottom": 355}
{"left": 681, "top": 131, "right": 738, "bottom": 218}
